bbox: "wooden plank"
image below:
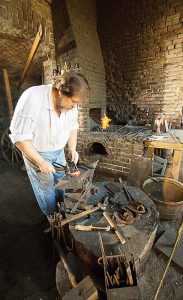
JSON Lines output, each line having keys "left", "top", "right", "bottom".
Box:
{"left": 172, "top": 150, "right": 182, "bottom": 181}
{"left": 127, "top": 156, "right": 153, "bottom": 187}
{"left": 62, "top": 276, "right": 98, "bottom": 300}
{"left": 2, "top": 68, "right": 14, "bottom": 121}
{"left": 144, "top": 140, "right": 183, "bottom": 151}
{"left": 18, "top": 24, "right": 43, "bottom": 89}
{"left": 154, "top": 227, "right": 183, "bottom": 269}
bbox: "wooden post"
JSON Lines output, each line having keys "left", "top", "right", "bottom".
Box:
{"left": 2, "top": 68, "right": 14, "bottom": 121}
{"left": 172, "top": 150, "right": 182, "bottom": 181}
{"left": 18, "top": 24, "right": 43, "bottom": 89}
{"left": 147, "top": 146, "right": 154, "bottom": 159}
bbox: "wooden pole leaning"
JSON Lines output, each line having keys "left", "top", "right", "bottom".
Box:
{"left": 18, "top": 24, "right": 43, "bottom": 89}
{"left": 2, "top": 68, "right": 14, "bottom": 121}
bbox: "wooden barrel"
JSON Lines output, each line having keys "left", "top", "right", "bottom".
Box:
{"left": 143, "top": 177, "right": 183, "bottom": 220}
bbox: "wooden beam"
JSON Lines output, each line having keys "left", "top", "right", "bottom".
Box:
{"left": 2, "top": 68, "right": 14, "bottom": 121}
{"left": 18, "top": 24, "right": 43, "bottom": 89}
{"left": 144, "top": 140, "right": 183, "bottom": 151}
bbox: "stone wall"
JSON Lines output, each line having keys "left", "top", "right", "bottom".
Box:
{"left": 97, "top": 0, "right": 183, "bottom": 127}
{"left": 77, "top": 132, "right": 144, "bottom": 178}
{"left": 52, "top": 0, "right": 106, "bottom": 131}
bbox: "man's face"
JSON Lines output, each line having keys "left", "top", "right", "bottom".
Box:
{"left": 59, "top": 92, "right": 82, "bottom": 110}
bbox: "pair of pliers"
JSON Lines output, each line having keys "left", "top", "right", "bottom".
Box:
{"left": 52, "top": 161, "right": 70, "bottom": 173}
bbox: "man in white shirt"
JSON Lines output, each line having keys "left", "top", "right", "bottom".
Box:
{"left": 9, "top": 71, "right": 90, "bottom": 216}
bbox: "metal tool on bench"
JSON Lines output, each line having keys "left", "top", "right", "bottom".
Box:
{"left": 123, "top": 186, "right": 151, "bottom": 219}
{"left": 112, "top": 207, "right": 135, "bottom": 226}
{"left": 60, "top": 196, "right": 109, "bottom": 226}
{"left": 70, "top": 181, "right": 99, "bottom": 213}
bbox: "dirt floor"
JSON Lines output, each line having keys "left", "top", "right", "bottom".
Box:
{"left": 0, "top": 157, "right": 183, "bottom": 300}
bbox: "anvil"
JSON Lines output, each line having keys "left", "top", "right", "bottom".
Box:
{"left": 55, "top": 160, "right": 99, "bottom": 191}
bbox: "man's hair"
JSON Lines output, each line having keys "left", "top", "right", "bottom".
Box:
{"left": 53, "top": 71, "right": 90, "bottom": 100}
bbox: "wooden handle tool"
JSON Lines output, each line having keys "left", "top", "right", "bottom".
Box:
{"left": 103, "top": 212, "right": 126, "bottom": 244}
{"left": 75, "top": 225, "right": 111, "bottom": 231}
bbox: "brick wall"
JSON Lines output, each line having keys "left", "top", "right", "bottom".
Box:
{"left": 0, "top": 0, "right": 55, "bottom": 129}
{"left": 53, "top": 0, "right": 106, "bottom": 131}
{"left": 0, "top": 0, "right": 54, "bottom": 42}
{"left": 77, "top": 132, "right": 144, "bottom": 178}
{"left": 97, "top": 0, "right": 183, "bottom": 127}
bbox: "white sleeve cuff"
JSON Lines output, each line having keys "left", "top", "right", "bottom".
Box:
{"left": 9, "top": 133, "right": 33, "bottom": 144}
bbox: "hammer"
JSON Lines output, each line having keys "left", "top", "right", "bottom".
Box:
{"left": 60, "top": 196, "right": 109, "bottom": 226}
{"left": 103, "top": 212, "right": 126, "bottom": 244}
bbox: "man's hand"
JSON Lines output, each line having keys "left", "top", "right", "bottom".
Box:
{"left": 39, "top": 160, "right": 56, "bottom": 174}
{"left": 68, "top": 150, "right": 79, "bottom": 164}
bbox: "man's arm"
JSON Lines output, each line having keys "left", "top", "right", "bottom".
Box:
{"left": 16, "top": 141, "right": 55, "bottom": 174}
{"left": 67, "top": 129, "right": 79, "bottom": 164}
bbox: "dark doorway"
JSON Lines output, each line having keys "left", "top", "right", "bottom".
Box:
{"left": 89, "top": 142, "right": 108, "bottom": 155}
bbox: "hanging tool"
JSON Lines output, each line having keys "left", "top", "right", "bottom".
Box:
{"left": 103, "top": 212, "right": 126, "bottom": 244}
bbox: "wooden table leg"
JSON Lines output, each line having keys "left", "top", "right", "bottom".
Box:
{"left": 172, "top": 150, "right": 182, "bottom": 181}
{"left": 147, "top": 147, "right": 154, "bottom": 159}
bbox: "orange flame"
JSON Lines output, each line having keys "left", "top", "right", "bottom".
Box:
{"left": 101, "top": 113, "right": 112, "bottom": 130}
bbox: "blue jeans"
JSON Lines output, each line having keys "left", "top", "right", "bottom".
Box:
{"left": 23, "top": 149, "right": 66, "bottom": 216}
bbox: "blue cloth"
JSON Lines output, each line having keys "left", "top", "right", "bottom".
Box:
{"left": 23, "top": 149, "right": 66, "bottom": 216}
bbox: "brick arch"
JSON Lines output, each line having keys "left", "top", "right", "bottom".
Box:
{"left": 81, "top": 140, "right": 113, "bottom": 160}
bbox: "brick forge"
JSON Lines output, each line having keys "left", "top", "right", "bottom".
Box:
{"left": 77, "top": 131, "right": 144, "bottom": 178}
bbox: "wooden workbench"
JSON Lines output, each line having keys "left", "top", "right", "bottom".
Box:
{"left": 144, "top": 130, "right": 183, "bottom": 181}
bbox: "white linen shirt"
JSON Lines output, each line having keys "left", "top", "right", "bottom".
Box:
{"left": 9, "top": 84, "right": 79, "bottom": 152}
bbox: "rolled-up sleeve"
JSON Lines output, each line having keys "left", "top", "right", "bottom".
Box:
{"left": 9, "top": 88, "right": 39, "bottom": 143}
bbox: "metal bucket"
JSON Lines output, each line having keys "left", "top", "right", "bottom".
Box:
{"left": 143, "top": 177, "right": 183, "bottom": 220}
